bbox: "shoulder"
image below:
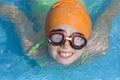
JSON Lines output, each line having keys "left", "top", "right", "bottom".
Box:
{"left": 85, "top": 30, "right": 109, "bottom": 58}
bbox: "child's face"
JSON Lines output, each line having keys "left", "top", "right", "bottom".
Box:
{"left": 47, "top": 24, "right": 86, "bottom": 66}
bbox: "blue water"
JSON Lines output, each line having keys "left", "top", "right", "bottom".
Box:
{"left": 0, "top": 0, "right": 120, "bottom": 80}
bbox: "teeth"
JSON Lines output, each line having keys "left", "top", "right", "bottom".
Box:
{"left": 60, "top": 52, "right": 72, "bottom": 57}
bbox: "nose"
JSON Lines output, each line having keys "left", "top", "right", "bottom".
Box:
{"left": 61, "top": 40, "right": 70, "bottom": 49}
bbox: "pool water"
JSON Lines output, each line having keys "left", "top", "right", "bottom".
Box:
{"left": 0, "top": 0, "right": 120, "bottom": 80}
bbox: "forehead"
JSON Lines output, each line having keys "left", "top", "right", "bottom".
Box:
{"left": 53, "top": 24, "right": 78, "bottom": 35}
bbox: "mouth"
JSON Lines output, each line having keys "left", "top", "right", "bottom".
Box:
{"left": 58, "top": 50, "right": 74, "bottom": 59}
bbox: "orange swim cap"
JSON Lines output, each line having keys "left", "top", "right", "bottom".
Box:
{"left": 45, "top": 0, "right": 91, "bottom": 40}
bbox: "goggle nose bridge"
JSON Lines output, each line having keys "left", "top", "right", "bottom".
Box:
{"left": 65, "top": 37, "right": 72, "bottom": 41}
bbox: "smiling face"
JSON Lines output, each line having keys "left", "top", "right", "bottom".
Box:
{"left": 47, "top": 24, "right": 86, "bottom": 66}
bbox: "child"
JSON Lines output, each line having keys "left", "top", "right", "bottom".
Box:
{"left": 44, "top": 0, "right": 120, "bottom": 65}
{"left": 45, "top": 0, "right": 91, "bottom": 65}
{"left": 0, "top": 0, "right": 119, "bottom": 65}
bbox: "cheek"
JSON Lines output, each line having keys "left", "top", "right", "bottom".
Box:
{"left": 74, "top": 49, "right": 84, "bottom": 59}
{"left": 48, "top": 44, "right": 59, "bottom": 57}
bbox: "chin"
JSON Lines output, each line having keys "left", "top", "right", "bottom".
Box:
{"left": 59, "top": 62, "right": 71, "bottom": 66}
{"left": 57, "top": 60, "right": 74, "bottom": 66}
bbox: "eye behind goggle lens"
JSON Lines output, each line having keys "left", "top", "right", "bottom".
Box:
{"left": 74, "top": 36, "right": 85, "bottom": 46}
{"left": 49, "top": 34, "right": 64, "bottom": 45}
{"left": 72, "top": 36, "right": 87, "bottom": 49}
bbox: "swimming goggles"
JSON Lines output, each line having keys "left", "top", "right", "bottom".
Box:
{"left": 46, "top": 29, "right": 87, "bottom": 50}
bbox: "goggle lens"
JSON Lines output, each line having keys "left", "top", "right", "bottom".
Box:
{"left": 73, "top": 36, "right": 85, "bottom": 46}
{"left": 50, "top": 34, "right": 63, "bottom": 43}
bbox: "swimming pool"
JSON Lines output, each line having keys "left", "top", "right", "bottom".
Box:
{"left": 0, "top": 0, "right": 120, "bottom": 80}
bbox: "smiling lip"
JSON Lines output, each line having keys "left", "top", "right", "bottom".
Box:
{"left": 58, "top": 50, "right": 74, "bottom": 59}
